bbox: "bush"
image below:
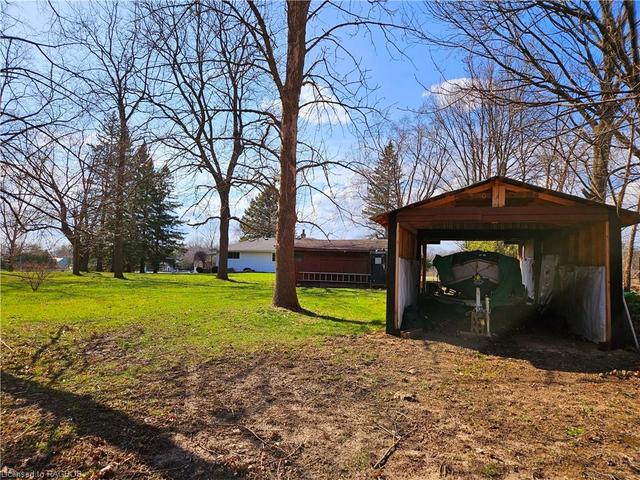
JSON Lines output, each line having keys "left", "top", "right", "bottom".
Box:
{"left": 15, "top": 262, "right": 54, "bottom": 291}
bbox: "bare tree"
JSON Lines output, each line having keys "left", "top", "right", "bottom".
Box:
{"left": 226, "top": 0, "right": 416, "bottom": 310}
{"left": 144, "top": 1, "right": 274, "bottom": 280}
{"left": 1, "top": 2, "right": 77, "bottom": 159}
{"left": 0, "top": 132, "right": 99, "bottom": 275}
{"left": 419, "top": 64, "right": 559, "bottom": 187}
{"left": 52, "top": 1, "right": 149, "bottom": 279}
{"left": 16, "top": 262, "right": 55, "bottom": 292}
{"left": 426, "top": 1, "right": 639, "bottom": 201}
{"left": 0, "top": 177, "right": 42, "bottom": 269}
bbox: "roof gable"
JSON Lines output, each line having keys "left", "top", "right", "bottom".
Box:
{"left": 373, "top": 177, "right": 640, "bottom": 227}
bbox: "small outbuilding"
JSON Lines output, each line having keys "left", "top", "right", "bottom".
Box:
{"left": 294, "top": 238, "right": 387, "bottom": 287}
{"left": 373, "top": 176, "right": 640, "bottom": 347}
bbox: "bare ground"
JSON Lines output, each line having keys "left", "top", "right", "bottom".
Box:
{"left": 2, "top": 331, "right": 640, "bottom": 480}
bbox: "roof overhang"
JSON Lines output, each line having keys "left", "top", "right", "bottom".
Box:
{"left": 373, "top": 177, "right": 640, "bottom": 229}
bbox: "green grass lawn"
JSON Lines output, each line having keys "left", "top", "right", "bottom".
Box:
{"left": 1, "top": 272, "right": 385, "bottom": 371}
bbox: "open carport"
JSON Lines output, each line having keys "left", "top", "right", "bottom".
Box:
{"left": 374, "top": 176, "right": 640, "bottom": 347}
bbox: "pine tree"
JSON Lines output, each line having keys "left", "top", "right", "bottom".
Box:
{"left": 126, "top": 144, "right": 183, "bottom": 272}
{"left": 88, "top": 113, "right": 122, "bottom": 272}
{"left": 362, "top": 141, "right": 404, "bottom": 237}
{"left": 240, "top": 187, "right": 278, "bottom": 240}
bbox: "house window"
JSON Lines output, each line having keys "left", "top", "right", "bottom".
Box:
{"left": 228, "top": 252, "right": 240, "bottom": 259}
{"left": 295, "top": 252, "right": 304, "bottom": 262}
{"left": 272, "top": 253, "right": 276, "bottom": 261}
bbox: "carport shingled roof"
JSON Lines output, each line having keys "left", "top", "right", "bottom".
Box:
{"left": 294, "top": 238, "right": 387, "bottom": 252}
{"left": 372, "top": 176, "right": 640, "bottom": 227}
{"left": 228, "top": 237, "right": 387, "bottom": 252}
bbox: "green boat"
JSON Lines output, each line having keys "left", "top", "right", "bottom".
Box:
{"left": 432, "top": 250, "right": 527, "bottom": 307}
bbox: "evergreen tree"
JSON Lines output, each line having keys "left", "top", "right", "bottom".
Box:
{"left": 362, "top": 141, "right": 404, "bottom": 237}
{"left": 126, "top": 144, "right": 183, "bottom": 272}
{"left": 88, "top": 113, "right": 122, "bottom": 272}
{"left": 240, "top": 187, "right": 278, "bottom": 240}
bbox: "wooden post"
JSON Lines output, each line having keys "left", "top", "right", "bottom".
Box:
{"left": 607, "top": 213, "right": 625, "bottom": 347}
{"left": 421, "top": 243, "right": 427, "bottom": 293}
{"left": 386, "top": 212, "right": 399, "bottom": 336}
{"left": 532, "top": 238, "right": 542, "bottom": 304}
{"left": 492, "top": 183, "right": 506, "bottom": 207}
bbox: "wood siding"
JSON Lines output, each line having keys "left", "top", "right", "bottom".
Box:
{"left": 295, "top": 250, "right": 370, "bottom": 275}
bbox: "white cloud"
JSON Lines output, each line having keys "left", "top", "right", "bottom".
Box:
{"left": 422, "top": 77, "right": 477, "bottom": 110}
{"left": 259, "top": 84, "right": 350, "bottom": 126}
{"left": 297, "top": 168, "right": 369, "bottom": 238}
{"left": 299, "top": 84, "right": 350, "bottom": 125}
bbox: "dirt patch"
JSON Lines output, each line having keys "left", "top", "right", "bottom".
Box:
{"left": 2, "top": 332, "right": 640, "bottom": 479}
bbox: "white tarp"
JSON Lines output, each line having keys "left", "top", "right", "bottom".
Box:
{"left": 397, "top": 257, "right": 419, "bottom": 329}
{"left": 555, "top": 266, "right": 607, "bottom": 343}
{"left": 521, "top": 257, "right": 534, "bottom": 298}
{"left": 538, "top": 255, "right": 559, "bottom": 306}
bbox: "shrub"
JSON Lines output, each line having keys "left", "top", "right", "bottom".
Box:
{"left": 16, "top": 262, "right": 54, "bottom": 292}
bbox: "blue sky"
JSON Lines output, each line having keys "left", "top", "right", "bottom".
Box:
{"left": 10, "top": 1, "right": 467, "bottom": 248}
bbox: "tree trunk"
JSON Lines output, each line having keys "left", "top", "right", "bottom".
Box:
{"left": 139, "top": 258, "right": 145, "bottom": 274}
{"left": 112, "top": 108, "right": 129, "bottom": 279}
{"left": 624, "top": 224, "right": 637, "bottom": 291}
{"left": 591, "top": 122, "right": 612, "bottom": 201}
{"left": 623, "top": 195, "right": 640, "bottom": 291}
{"left": 71, "top": 237, "right": 81, "bottom": 276}
{"left": 272, "top": 0, "right": 310, "bottom": 310}
{"left": 79, "top": 246, "right": 90, "bottom": 272}
{"left": 95, "top": 246, "right": 104, "bottom": 272}
{"left": 217, "top": 195, "right": 230, "bottom": 280}
{"left": 590, "top": 11, "right": 616, "bottom": 202}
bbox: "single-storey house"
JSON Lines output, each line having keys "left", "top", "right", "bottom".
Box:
{"left": 373, "top": 176, "right": 640, "bottom": 348}
{"left": 226, "top": 237, "right": 388, "bottom": 285}
{"left": 227, "top": 238, "right": 277, "bottom": 272}
{"left": 54, "top": 257, "right": 71, "bottom": 270}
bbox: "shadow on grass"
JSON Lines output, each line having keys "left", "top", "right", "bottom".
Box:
{"left": 300, "top": 308, "right": 384, "bottom": 327}
{"left": 1, "top": 372, "right": 245, "bottom": 479}
{"left": 225, "top": 278, "right": 258, "bottom": 285}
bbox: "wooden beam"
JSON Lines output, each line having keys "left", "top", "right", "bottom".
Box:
{"left": 414, "top": 182, "right": 493, "bottom": 209}
{"left": 532, "top": 238, "right": 542, "bottom": 304}
{"left": 607, "top": 213, "right": 625, "bottom": 347}
{"left": 398, "top": 206, "right": 609, "bottom": 224}
{"left": 492, "top": 184, "right": 506, "bottom": 207}
{"left": 537, "top": 192, "right": 577, "bottom": 206}
{"left": 605, "top": 219, "right": 612, "bottom": 345}
{"left": 418, "top": 229, "right": 556, "bottom": 242}
{"left": 386, "top": 212, "right": 398, "bottom": 336}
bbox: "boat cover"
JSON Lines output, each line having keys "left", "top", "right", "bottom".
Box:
{"left": 433, "top": 250, "right": 526, "bottom": 306}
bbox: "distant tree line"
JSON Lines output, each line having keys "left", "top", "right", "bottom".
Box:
{"left": 2, "top": 0, "right": 640, "bottom": 299}
{"left": 0, "top": 113, "right": 183, "bottom": 275}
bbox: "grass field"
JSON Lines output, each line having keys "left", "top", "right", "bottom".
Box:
{"left": 2, "top": 271, "right": 385, "bottom": 367}
{"left": 2, "top": 271, "right": 640, "bottom": 479}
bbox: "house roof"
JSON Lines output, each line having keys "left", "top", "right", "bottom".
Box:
{"left": 294, "top": 238, "right": 387, "bottom": 252}
{"left": 228, "top": 237, "right": 276, "bottom": 253}
{"left": 228, "top": 237, "right": 388, "bottom": 253}
{"left": 372, "top": 176, "right": 640, "bottom": 228}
